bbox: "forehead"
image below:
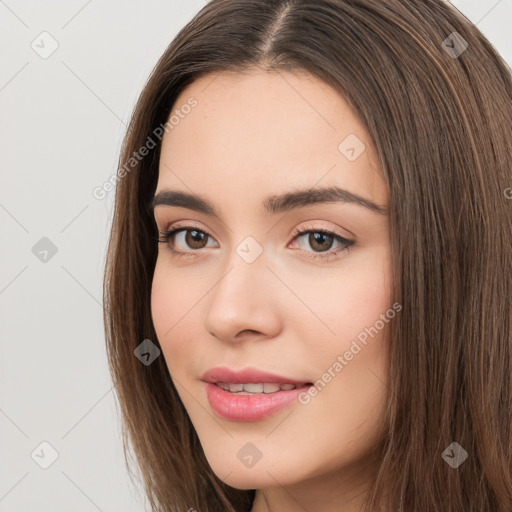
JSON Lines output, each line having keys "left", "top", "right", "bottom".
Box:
{"left": 157, "top": 69, "right": 387, "bottom": 210}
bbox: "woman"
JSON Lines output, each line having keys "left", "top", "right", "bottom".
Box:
{"left": 103, "top": 0, "right": 512, "bottom": 510}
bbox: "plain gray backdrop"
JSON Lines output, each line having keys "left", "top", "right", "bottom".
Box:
{"left": 1, "top": 1, "right": 511, "bottom": 510}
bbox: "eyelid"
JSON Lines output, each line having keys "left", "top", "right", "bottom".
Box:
{"left": 159, "top": 220, "right": 352, "bottom": 242}
{"left": 159, "top": 220, "right": 215, "bottom": 238}
{"left": 289, "top": 221, "right": 354, "bottom": 242}
{"left": 157, "top": 220, "right": 354, "bottom": 260}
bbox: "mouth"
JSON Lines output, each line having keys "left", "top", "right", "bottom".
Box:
{"left": 214, "top": 382, "right": 312, "bottom": 394}
{"left": 203, "top": 379, "right": 313, "bottom": 421}
{"left": 201, "top": 366, "right": 313, "bottom": 421}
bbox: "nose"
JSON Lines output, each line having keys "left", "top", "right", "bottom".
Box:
{"left": 203, "top": 248, "right": 282, "bottom": 344}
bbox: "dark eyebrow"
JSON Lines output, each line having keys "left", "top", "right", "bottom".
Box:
{"left": 150, "top": 186, "right": 387, "bottom": 216}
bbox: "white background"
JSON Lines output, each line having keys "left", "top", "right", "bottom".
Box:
{"left": 1, "top": 1, "right": 511, "bottom": 510}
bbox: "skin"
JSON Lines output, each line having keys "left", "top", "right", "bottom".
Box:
{"left": 151, "top": 68, "right": 393, "bottom": 512}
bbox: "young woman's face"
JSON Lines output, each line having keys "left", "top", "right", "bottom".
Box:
{"left": 151, "top": 68, "right": 393, "bottom": 507}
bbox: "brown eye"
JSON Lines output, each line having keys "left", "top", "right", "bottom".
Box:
{"left": 307, "top": 232, "right": 335, "bottom": 252}
{"left": 183, "top": 229, "right": 209, "bottom": 249}
{"left": 158, "top": 225, "right": 218, "bottom": 255}
{"left": 290, "top": 225, "right": 354, "bottom": 262}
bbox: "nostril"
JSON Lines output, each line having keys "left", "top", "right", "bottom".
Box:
{"left": 235, "top": 329, "right": 261, "bottom": 338}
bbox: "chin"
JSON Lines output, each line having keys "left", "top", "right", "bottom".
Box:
{"left": 204, "top": 450, "right": 301, "bottom": 490}
{"left": 216, "top": 468, "right": 285, "bottom": 490}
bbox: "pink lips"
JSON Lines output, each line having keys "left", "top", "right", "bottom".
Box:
{"left": 201, "top": 366, "right": 312, "bottom": 421}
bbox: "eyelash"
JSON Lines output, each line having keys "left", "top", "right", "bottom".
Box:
{"left": 156, "top": 222, "right": 354, "bottom": 261}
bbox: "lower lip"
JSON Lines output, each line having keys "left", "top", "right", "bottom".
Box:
{"left": 204, "top": 382, "right": 311, "bottom": 421}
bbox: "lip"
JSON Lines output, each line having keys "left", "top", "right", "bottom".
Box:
{"left": 204, "top": 382, "right": 311, "bottom": 421}
{"left": 201, "top": 366, "right": 312, "bottom": 421}
{"left": 201, "top": 366, "right": 309, "bottom": 385}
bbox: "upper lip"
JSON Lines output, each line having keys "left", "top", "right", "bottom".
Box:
{"left": 201, "top": 366, "right": 311, "bottom": 385}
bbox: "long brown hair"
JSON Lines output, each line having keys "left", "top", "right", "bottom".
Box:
{"left": 103, "top": 0, "right": 512, "bottom": 510}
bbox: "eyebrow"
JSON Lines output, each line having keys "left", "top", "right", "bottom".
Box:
{"left": 150, "top": 186, "right": 387, "bottom": 216}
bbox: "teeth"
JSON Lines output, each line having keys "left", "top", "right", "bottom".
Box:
{"left": 216, "top": 382, "right": 299, "bottom": 394}
{"left": 244, "top": 383, "right": 264, "bottom": 393}
{"left": 263, "top": 383, "right": 281, "bottom": 393}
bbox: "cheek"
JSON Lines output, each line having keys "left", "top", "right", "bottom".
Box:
{"left": 150, "top": 262, "right": 170, "bottom": 336}
{"left": 289, "top": 250, "right": 392, "bottom": 347}
{"left": 150, "top": 259, "right": 210, "bottom": 378}
{"left": 352, "top": 251, "right": 391, "bottom": 316}
{"left": 336, "top": 265, "right": 391, "bottom": 336}
{"left": 150, "top": 261, "right": 191, "bottom": 361}
{"left": 150, "top": 259, "right": 196, "bottom": 332}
